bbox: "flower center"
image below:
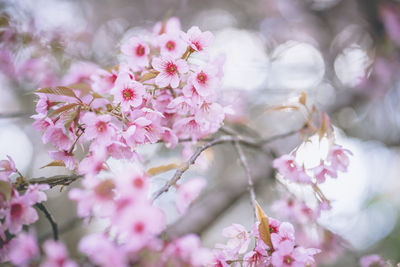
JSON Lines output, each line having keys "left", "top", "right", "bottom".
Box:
{"left": 193, "top": 40, "right": 202, "bottom": 51}
{"left": 133, "top": 177, "right": 144, "bottom": 189}
{"left": 166, "top": 40, "right": 176, "bottom": 51}
{"left": 134, "top": 222, "right": 145, "bottom": 233}
{"left": 10, "top": 203, "right": 23, "bottom": 219}
{"left": 197, "top": 72, "right": 207, "bottom": 84}
{"left": 122, "top": 88, "right": 135, "bottom": 101}
{"left": 136, "top": 45, "right": 145, "bottom": 56}
{"left": 96, "top": 121, "right": 107, "bottom": 133}
{"left": 269, "top": 224, "right": 278, "bottom": 234}
{"left": 166, "top": 62, "right": 177, "bottom": 75}
{"left": 284, "top": 255, "right": 293, "bottom": 265}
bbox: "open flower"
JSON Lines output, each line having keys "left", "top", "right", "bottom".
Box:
{"left": 111, "top": 72, "right": 145, "bottom": 111}
{"left": 152, "top": 56, "right": 188, "bottom": 88}
{"left": 185, "top": 26, "right": 213, "bottom": 52}
{"left": 121, "top": 37, "right": 150, "bottom": 68}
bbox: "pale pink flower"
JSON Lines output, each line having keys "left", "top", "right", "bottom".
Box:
{"left": 273, "top": 154, "right": 312, "bottom": 184}
{"left": 114, "top": 203, "right": 166, "bottom": 252}
{"left": 62, "top": 61, "right": 99, "bottom": 85}
{"left": 312, "top": 162, "right": 337, "bottom": 183}
{"left": 0, "top": 155, "right": 16, "bottom": 180}
{"left": 185, "top": 26, "right": 214, "bottom": 52}
{"left": 182, "top": 81, "right": 204, "bottom": 106}
{"left": 42, "top": 126, "right": 73, "bottom": 151}
{"left": 111, "top": 72, "right": 145, "bottom": 111}
{"left": 327, "top": 145, "right": 353, "bottom": 172}
{"left": 157, "top": 32, "right": 186, "bottom": 58}
{"left": 114, "top": 164, "right": 148, "bottom": 197}
{"left": 152, "top": 56, "right": 189, "bottom": 88}
{"left": 81, "top": 112, "right": 115, "bottom": 145}
{"left": 49, "top": 151, "right": 77, "bottom": 170}
{"left": 360, "top": 254, "right": 386, "bottom": 267}
{"left": 91, "top": 68, "right": 118, "bottom": 94}
{"left": 153, "top": 17, "right": 181, "bottom": 35}
{"left": 195, "top": 102, "right": 225, "bottom": 134}
{"left": 167, "top": 96, "right": 195, "bottom": 115}
{"left": 173, "top": 116, "right": 203, "bottom": 140}
{"left": 78, "top": 149, "right": 107, "bottom": 175}
{"left": 191, "top": 65, "right": 218, "bottom": 97}
{"left": 176, "top": 177, "right": 206, "bottom": 214}
{"left": 42, "top": 240, "right": 77, "bottom": 267}
{"left": 107, "top": 139, "right": 137, "bottom": 160}
{"left": 69, "top": 177, "right": 116, "bottom": 218}
{"left": 121, "top": 37, "right": 150, "bottom": 68}
{"left": 25, "top": 183, "right": 49, "bottom": 204}
{"left": 35, "top": 94, "right": 53, "bottom": 115}
{"left": 5, "top": 195, "right": 39, "bottom": 234}
{"left": 221, "top": 224, "right": 251, "bottom": 255}
{"left": 271, "top": 222, "right": 295, "bottom": 248}
{"left": 79, "top": 234, "right": 127, "bottom": 267}
{"left": 8, "top": 231, "right": 39, "bottom": 266}
{"left": 161, "top": 127, "right": 178, "bottom": 149}
{"left": 271, "top": 240, "right": 319, "bottom": 267}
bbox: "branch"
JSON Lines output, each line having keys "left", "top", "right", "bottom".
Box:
{"left": 15, "top": 174, "right": 82, "bottom": 191}
{"left": 233, "top": 140, "right": 257, "bottom": 215}
{"left": 35, "top": 203, "right": 58, "bottom": 240}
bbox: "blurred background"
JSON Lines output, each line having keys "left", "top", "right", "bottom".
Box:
{"left": 1, "top": 0, "right": 400, "bottom": 266}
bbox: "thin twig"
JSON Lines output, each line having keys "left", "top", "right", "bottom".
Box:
{"left": 151, "top": 128, "right": 301, "bottom": 201}
{"left": 233, "top": 140, "right": 257, "bottom": 215}
{"left": 36, "top": 203, "right": 58, "bottom": 240}
{"left": 15, "top": 174, "right": 82, "bottom": 191}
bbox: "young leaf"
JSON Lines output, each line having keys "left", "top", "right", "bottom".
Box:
{"left": 68, "top": 83, "right": 91, "bottom": 96}
{"left": 37, "top": 86, "right": 77, "bottom": 98}
{"left": 48, "top": 103, "right": 78, "bottom": 117}
{"left": 40, "top": 160, "right": 66, "bottom": 169}
{"left": 147, "top": 163, "right": 180, "bottom": 176}
{"left": 255, "top": 201, "right": 273, "bottom": 249}
{"left": 140, "top": 72, "right": 158, "bottom": 82}
{"left": 0, "top": 181, "right": 12, "bottom": 201}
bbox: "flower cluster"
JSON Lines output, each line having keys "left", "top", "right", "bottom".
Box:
{"left": 214, "top": 217, "right": 320, "bottom": 267}
{"left": 0, "top": 156, "right": 50, "bottom": 264}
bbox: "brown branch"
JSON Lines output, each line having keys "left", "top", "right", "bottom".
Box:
{"left": 233, "top": 140, "right": 257, "bottom": 215}
{"left": 15, "top": 174, "right": 82, "bottom": 191}
{"left": 36, "top": 203, "right": 58, "bottom": 240}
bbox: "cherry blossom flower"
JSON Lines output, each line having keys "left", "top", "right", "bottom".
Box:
{"left": 62, "top": 62, "right": 99, "bottom": 85}
{"left": 0, "top": 155, "right": 16, "bottom": 180}
{"left": 271, "top": 240, "right": 319, "bottom": 267}
{"left": 5, "top": 195, "right": 39, "bottom": 234}
{"left": 312, "top": 162, "right": 337, "bottom": 183}
{"left": 111, "top": 72, "right": 146, "bottom": 111}
{"left": 157, "top": 32, "right": 186, "bottom": 58}
{"left": 79, "top": 234, "right": 127, "bottom": 267}
{"left": 42, "top": 126, "right": 73, "bottom": 151}
{"left": 273, "top": 154, "right": 312, "bottom": 184}
{"left": 220, "top": 224, "right": 251, "bottom": 255}
{"left": 152, "top": 55, "right": 189, "bottom": 88}
{"left": 121, "top": 36, "right": 150, "bottom": 68}
{"left": 81, "top": 112, "right": 115, "bottom": 145}
{"left": 185, "top": 26, "right": 214, "bottom": 52}
{"left": 8, "top": 231, "right": 39, "bottom": 266}
{"left": 91, "top": 68, "right": 118, "bottom": 94}
{"left": 176, "top": 177, "right": 206, "bottom": 214}
{"left": 153, "top": 16, "right": 181, "bottom": 35}
{"left": 271, "top": 222, "right": 295, "bottom": 248}
{"left": 191, "top": 65, "right": 218, "bottom": 97}
{"left": 42, "top": 240, "right": 77, "bottom": 267}
{"left": 327, "top": 145, "right": 353, "bottom": 172}
{"left": 49, "top": 151, "right": 77, "bottom": 170}
{"left": 360, "top": 254, "right": 386, "bottom": 267}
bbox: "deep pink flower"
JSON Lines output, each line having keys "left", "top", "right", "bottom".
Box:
{"left": 152, "top": 56, "right": 189, "bottom": 88}
{"left": 5, "top": 195, "right": 39, "bottom": 234}
{"left": 111, "top": 72, "right": 146, "bottom": 111}
{"left": 176, "top": 177, "right": 206, "bottom": 214}
{"left": 121, "top": 37, "right": 150, "bottom": 68}
{"left": 185, "top": 26, "right": 214, "bottom": 52}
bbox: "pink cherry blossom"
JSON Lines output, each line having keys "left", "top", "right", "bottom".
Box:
{"left": 327, "top": 145, "right": 353, "bottom": 172}
{"left": 273, "top": 154, "right": 312, "bottom": 184}
{"left": 221, "top": 224, "right": 251, "bottom": 255}
{"left": 271, "top": 240, "right": 319, "bottom": 267}
{"left": 176, "top": 177, "right": 206, "bottom": 214}
{"left": 360, "top": 254, "right": 386, "bottom": 267}
{"left": 8, "top": 231, "right": 39, "bottom": 266}
{"left": 5, "top": 195, "right": 39, "bottom": 234}
{"left": 271, "top": 222, "right": 295, "bottom": 248}
{"left": 121, "top": 36, "right": 150, "bottom": 68}
{"left": 185, "top": 26, "right": 214, "bottom": 52}
{"left": 91, "top": 68, "right": 118, "bottom": 94}
{"left": 111, "top": 72, "right": 146, "bottom": 111}
{"left": 62, "top": 61, "right": 99, "bottom": 85}
{"left": 157, "top": 32, "right": 186, "bottom": 58}
{"left": 191, "top": 65, "right": 218, "bottom": 97}
{"left": 153, "top": 17, "right": 181, "bottom": 35}
{"left": 152, "top": 56, "right": 189, "bottom": 88}
{"left": 312, "top": 162, "right": 337, "bottom": 183}
{"left": 81, "top": 112, "right": 115, "bottom": 145}
{"left": 79, "top": 234, "right": 127, "bottom": 267}
{"left": 42, "top": 126, "right": 73, "bottom": 151}
{"left": 42, "top": 240, "right": 77, "bottom": 267}
{"left": 0, "top": 155, "right": 16, "bottom": 180}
